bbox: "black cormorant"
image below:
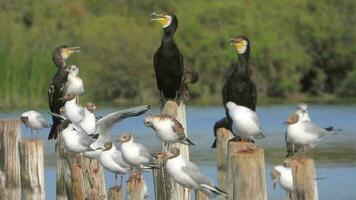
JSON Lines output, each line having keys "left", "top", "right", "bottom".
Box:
{"left": 48, "top": 45, "right": 80, "bottom": 140}
{"left": 212, "top": 36, "right": 257, "bottom": 148}
{"left": 151, "top": 12, "right": 184, "bottom": 102}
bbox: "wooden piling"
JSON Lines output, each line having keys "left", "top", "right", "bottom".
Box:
{"left": 19, "top": 140, "right": 45, "bottom": 200}
{"left": 71, "top": 165, "right": 85, "bottom": 200}
{"left": 0, "top": 120, "right": 21, "bottom": 199}
{"left": 285, "top": 158, "right": 319, "bottom": 200}
{"left": 227, "top": 140, "right": 267, "bottom": 200}
{"left": 108, "top": 186, "right": 124, "bottom": 200}
{"left": 216, "top": 127, "right": 234, "bottom": 191}
{"left": 0, "top": 170, "right": 6, "bottom": 198}
{"left": 195, "top": 190, "right": 209, "bottom": 200}
{"left": 153, "top": 100, "right": 190, "bottom": 200}
{"left": 127, "top": 175, "right": 145, "bottom": 200}
{"left": 56, "top": 135, "right": 73, "bottom": 200}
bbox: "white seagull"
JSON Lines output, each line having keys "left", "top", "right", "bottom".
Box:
{"left": 79, "top": 102, "right": 98, "bottom": 135}
{"left": 118, "top": 133, "right": 157, "bottom": 169}
{"left": 65, "top": 65, "right": 84, "bottom": 97}
{"left": 284, "top": 112, "right": 341, "bottom": 154}
{"left": 226, "top": 101, "right": 265, "bottom": 141}
{"left": 20, "top": 110, "right": 50, "bottom": 135}
{"left": 97, "top": 142, "right": 130, "bottom": 187}
{"left": 144, "top": 114, "right": 194, "bottom": 145}
{"left": 83, "top": 105, "right": 151, "bottom": 160}
{"left": 271, "top": 165, "right": 293, "bottom": 193}
{"left": 163, "top": 147, "right": 228, "bottom": 198}
{"left": 60, "top": 93, "right": 84, "bottom": 123}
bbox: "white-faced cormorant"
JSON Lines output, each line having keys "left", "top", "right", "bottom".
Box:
{"left": 212, "top": 36, "right": 257, "bottom": 148}
{"left": 48, "top": 45, "right": 79, "bottom": 140}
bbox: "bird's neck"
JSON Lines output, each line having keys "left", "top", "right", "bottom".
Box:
{"left": 54, "top": 57, "right": 66, "bottom": 69}
{"left": 161, "top": 30, "right": 176, "bottom": 47}
{"left": 233, "top": 53, "right": 250, "bottom": 78}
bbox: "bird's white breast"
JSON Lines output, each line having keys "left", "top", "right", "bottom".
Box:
{"left": 153, "top": 119, "right": 177, "bottom": 142}
{"left": 67, "top": 75, "right": 84, "bottom": 96}
{"left": 166, "top": 156, "right": 198, "bottom": 189}
{"left": 79, "top": 110, "right": 96, "bottom": 134}
{"left": 64, "top": 100, "right": 83, "bottom": 123}
{"left": 287, "top": 122, "right": 318, "bottom": 145}
{"left": 99, "top": 148, "right": 128, "bottom": 174}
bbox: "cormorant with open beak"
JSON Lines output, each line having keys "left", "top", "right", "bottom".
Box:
{"left": 212, "top": 36, "right": 257, "bottom": 147}
{"left": 48, "top": 45, "right": 80, "bottom": 140}
{"left": 151, "top": 12, "right": 184, "bottom": 103}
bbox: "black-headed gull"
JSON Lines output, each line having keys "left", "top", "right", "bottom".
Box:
{"left": 271, "top": 165, "right": 293, "bottom": 192}
{"left": 65, "top": 65, "right": 84, "bottom": 97}
{"left": 21, "top": 110, "right": 50, "bottom": 135}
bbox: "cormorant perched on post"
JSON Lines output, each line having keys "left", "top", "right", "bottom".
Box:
{"left": 211, "top": 36, "right": 257, "bottom": 148}
{"left": 48, "top": 45, "right": 80, "bottom": 140}
{"left": 151, "top": 12, "right": 184, "bottom": 103}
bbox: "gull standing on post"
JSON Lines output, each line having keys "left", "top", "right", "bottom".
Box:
{"left": 20, "top": 111, "right": 50, "bottom": 136}
{"left": 65, "top": 65, "right": 84, "bottom": 97}
{"left": 60, "top": 93, "right": 84, "bottom": 123}
{"left": 48, "top": 45, "right": 80, "bottom": 139}
{"left": 163, "top": 148, "right": 228, "bottom": 198}
{"left": 144, "top": 114, "right": 194, "bottom": 145}
{"left": 271, "top": 165, "right": 293, "bottom": 194}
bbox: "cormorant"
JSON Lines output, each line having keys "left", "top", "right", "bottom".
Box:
{"left": 212, "top": 36, "right": 257, "bottom": 148}
{"left": 151, "top": 12, "right": 184, "bottom": 102}
{"left": 48, "top": 45, "right": 80, "bottom": 140}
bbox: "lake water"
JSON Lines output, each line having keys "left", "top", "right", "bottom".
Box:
{"left": 1, "top": 105, "right": 355, "bottom": 199}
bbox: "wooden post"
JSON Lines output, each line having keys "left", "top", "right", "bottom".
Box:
{"left": 0, "top": 120, "right": 21, "bottom": 199}
{"left": 228, "top": 140, "right": 267, "bottom": 200}
{"left": 0, "top": 170, "right": 6, "bottom": 198}
{"left": 153, "top": 100, "right": 190, "bottom": 200}
{"left": 127, "top": 175, "right": 145, "bottom": 200}
{"left": 56, "top": 135, "right": 73, "bottom": 200}
{"left": 216, "top": 127, "right": 234, "bottom": 191}
{"left": 285, "top": 158, "right": 319, "bottom": 200}
{"left": 71, "top": 165, "right": 85, "bottom": 200}
{"left": 195, "top": 190, "right": 209, "bottom": 200}
{"left": 108, "top": 186, "right": 124, "bottom": 200}
{"left": 19, "top": 140, "right": 45, "bottom": 200}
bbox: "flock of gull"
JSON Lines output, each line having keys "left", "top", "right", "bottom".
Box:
{"left": 18, "top": 12, "right": 341, "bottom": 198}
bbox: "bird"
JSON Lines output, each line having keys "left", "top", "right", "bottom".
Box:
{"left": 212, "top": 36, "right": 256, "bottom": 148}
{"left": 144, "top": 114, "right": 195, "bottom": 145}
{"left": 60, "top": 93, "right": 84, "bottom": 124}
{"left": 271, "top": 165, "right": 293, "bottom": 193}
{"left": 64, "top": 65, "right": 84, "bottom": 97}
{"left": 79, "top": 102, "right": 97, "bottom": 135}
{"left": 226, "top": 101, "right": 264, "bottom": 147}
{"left": 60, "top": 122, "right": 98, "bottom": 153}
{"left": 48, "top": 45, "right": 80, "bottom": 140}
{"left": 285, "top": 103, "right": 310, "bottom": 157}
{"left": 284, "top": 112, "right": 341, "bottom": 155}
{"left": 83, "top": 105, "right": 151, "bottom": 160}
{"left": 163, "top": 147, "right": 228, "bottom": 198}
{"left": 118, "top": 133, "right": 157, "bottom": 169}
{"left": 96, "top": 141, "right": 130, "bottom": 187}
{"left": 20, "top": 111, "right": 50, "bottom": 135}
{"left": 151, "top": 12, "right": 184, "bottom": 103}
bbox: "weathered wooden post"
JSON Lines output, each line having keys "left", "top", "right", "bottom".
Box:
{"left": 108, "top": 186, "right": 124, "bottom": 200}
{"left": 127, "top": 175, "right": 145, "bottom": 200}
{"left": 56, "top": 135, "right": 73, "bottom": 200}
{"left": 285, "top": 158, "right": 319, "bottom": 200}
{"left": 227, "top": 140, "right": 267, "bottom": 200}
{"left": 71, "top": 165, "right": 85, "bottom": 200}
{"left": 216, "top": 127, "right": 234, "bottom": 191}
{"left": 153, "top": 100, "right": 190, "bottom": 200}
{"left": 19, "top": 140, "right": 45, "bottom": 200}
{"left": 0, "top": 120, "right": 21, "bottom": 199}
{"left": 195, "top": 190, "right": 209, "bottom": 200}
{"left": 0, "top": 170, "right": 6, "bottom": 197}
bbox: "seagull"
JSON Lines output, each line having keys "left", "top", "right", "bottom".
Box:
{"left": 284, "top": 112, "right": 341, "bottom": 154}
{"left": 79, "top": 102, "right": 97, "bottom": 135}
{"left": 20, "top": 111, "right": 50, "bottom": 135}
{"left": 162, "top": 147, "right": 228, "bottom": 198}
{"left": 144, "top": 114, "right": 194, "bottom": 145}
{"left": 60, "top": 93, "right": 84, "bottom": 123}
{"left": 285, "top": 103, "right": 311, "bottom": 157}
{"left": 83, "top": 105, "right": 151, "bottom": 160}
{"left": 65, "top": 65, "right": 84, "bottom": 97}
{"left": 97, "top": 142, "right": 130, "bottom": 187}
{"left": 226, "top": 101, "right": 264, "bottom": 143}
{"left": 271, "top": 165, "right": 293, "bottom": 193}
{"left": 118, "top": 133, "right": 157, "bottom": 169}
{"left": 60, "top": 122, "right": 98, "bottom": 153}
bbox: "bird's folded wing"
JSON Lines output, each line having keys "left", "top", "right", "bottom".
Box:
{"left": 182, "top": 161, "right": 211, "bottom": 186}
{"left": 303, "top": 121, "right": 328, "bottom": 138}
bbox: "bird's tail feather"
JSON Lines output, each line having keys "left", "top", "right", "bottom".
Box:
{"left": 200, "top": 184, "right": 228, "bottom": 197}
{"left": 183, "top": 137, "right": 195, "bottom": 146}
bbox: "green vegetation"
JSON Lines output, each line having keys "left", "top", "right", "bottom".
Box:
{"left": 0, "top": 0, "right": 355, "bottom": 109}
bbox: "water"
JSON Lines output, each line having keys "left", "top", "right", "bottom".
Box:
{"left": 1, "top": 104, "right": 355, "bottom": 199}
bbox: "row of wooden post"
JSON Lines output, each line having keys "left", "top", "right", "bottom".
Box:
{"left": 215, "top": 127, "right": 319, "bottom": 200}
{"left": 0, "top": 120, "right": 148, "bottom": 200}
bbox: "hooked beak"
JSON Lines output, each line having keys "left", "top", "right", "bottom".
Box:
{"left": 150, "top": 12, "right": 166, "bottom": 24}
{"left": 64, "top": 46, "right": 80, "bottom": 56}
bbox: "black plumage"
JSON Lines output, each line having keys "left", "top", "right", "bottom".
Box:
{"left": 48, "top": 45, "right": 79, "bottom": 139}
{"left": 212, "top": 36, "right": 257, "bottom": 148}
{"left": 152, "top": 13, "right": 184, "bottom": 102}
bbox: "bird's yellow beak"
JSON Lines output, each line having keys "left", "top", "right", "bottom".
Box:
{"left": 230, "top": 38, "right": 245, "bottom": 51}
{"left": 150, "top": 12, "right": 169, "bottom": 27}
{"left": 63, "top": 46, "right": 80, "bottom": 57}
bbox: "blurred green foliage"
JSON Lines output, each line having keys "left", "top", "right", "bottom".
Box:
{"left": 0, "top": 0, "right": 355, "bottom": 109}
